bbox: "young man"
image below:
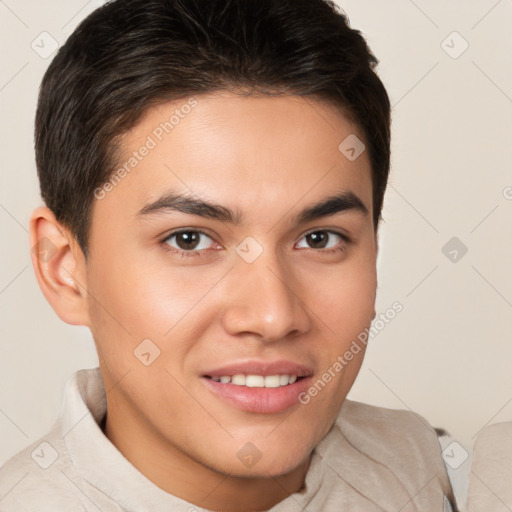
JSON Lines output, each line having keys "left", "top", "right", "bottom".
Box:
{"left": 0, "top": 0, "right": 457, "bottom": 510}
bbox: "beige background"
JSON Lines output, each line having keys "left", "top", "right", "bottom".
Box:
{"left": 1, "top": 0, "right": 511, "bottom": 481}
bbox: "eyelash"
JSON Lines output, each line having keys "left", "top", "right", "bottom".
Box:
{"left": 159, "top": 229, "right": 217, "bottom": 258}
{"left": 159, "top": 229, "right": 351, "bottom": 258}
{"left": 298, "top": 230, "right": 351, "bottom": 254}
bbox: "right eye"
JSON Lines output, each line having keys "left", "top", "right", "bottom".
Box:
{"left": 162, "top": 230, "right": 217, "bottom": 255}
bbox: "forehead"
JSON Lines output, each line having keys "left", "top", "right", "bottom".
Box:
{"left": 93, "top": 92, "right": 373, "bottom": 229}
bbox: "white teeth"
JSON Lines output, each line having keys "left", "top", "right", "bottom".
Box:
{"left": 264, "top": 375, "right": 281, "bottom": 388}
{"left": 211, "top": 374, "right": 299, "bottom": 388}
{"left": 279, "top": 375, "right": 289, "bottom": 386}
{"left": 231, "top": 374, "right": 246, "bottom": 386}
{"left": 246, "top": 375, "right": 265, "bottom": 387}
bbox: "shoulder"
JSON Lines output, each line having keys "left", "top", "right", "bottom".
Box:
{"left": 467, "top": 422, "right": 512, "bottom": 511}
{"left": 0, "top": 424, "right": 90, "bottom": 511}
{"left": 339, "top": 398, "right": 437, "bottom": 437}
{"left": 313, "top": 399, "right": 456, "bottom": 510}
{"left": 336, "top": 399, "right": 445, "bottom": 465}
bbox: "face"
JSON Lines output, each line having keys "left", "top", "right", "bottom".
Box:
{"left": 84, "top": 92, "right": 377, "bottom": 486}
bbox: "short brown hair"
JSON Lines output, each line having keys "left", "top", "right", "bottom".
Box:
{"left": 35, "top": 0, "right": 391, "bottom": 257}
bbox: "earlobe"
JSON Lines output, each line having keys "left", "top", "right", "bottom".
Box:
{"left": 29, "top": 206, "right": 90, "bottom": 326}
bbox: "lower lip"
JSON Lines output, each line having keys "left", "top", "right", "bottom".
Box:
{"left": 202, "top": 377, "right": 312, "bottom": 414}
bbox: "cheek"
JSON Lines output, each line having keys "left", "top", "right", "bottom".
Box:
{"left": 299, "top": 250, "right": 376, "bottom": 393}
{"left": 302, "top": 255, "right": 377, "bottom": 333}
{"left": 85, "top": 249, "right": 224, "bottom": 363}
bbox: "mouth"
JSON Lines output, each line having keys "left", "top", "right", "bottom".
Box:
{"left": 201, "top": 361, "right": 313, "bottom": 414}
{"left": 206, "top": 374, "right": 301, "bottom": 387}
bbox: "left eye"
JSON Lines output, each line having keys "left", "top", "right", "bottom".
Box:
{"left": 296, "top": 230, "right": 345, "bottom": 250}
{"left": 164, "top": 230, "right": 215, "bottom": 252}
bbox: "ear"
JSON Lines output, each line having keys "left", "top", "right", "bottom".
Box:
{"left": 29, "top": 206, "right": 90, "bottom": 326}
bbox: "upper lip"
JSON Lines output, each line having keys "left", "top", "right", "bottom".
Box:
{"left": 203, "top": 360, "right": 314, "bottom": 378}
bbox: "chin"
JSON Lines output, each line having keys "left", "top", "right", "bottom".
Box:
{"left": 209, "top": 444, "right": 313, "bottom": 480}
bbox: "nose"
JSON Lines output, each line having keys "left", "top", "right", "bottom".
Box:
{"left": 220, "top": 250, "right": 312, "bottom": 342}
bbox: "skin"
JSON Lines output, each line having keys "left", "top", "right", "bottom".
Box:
{"left": 30, "top": 92, "right": 378, "bottom": 511}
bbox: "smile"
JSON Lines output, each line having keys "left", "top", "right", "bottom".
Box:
{"left": 208, "top": 374, "right": 298, "bottom": 388}
{"left": 201, "top": 361, "right": 313, "bottom": 414}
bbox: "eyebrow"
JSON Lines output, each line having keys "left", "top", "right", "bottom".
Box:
{"left": 137, "top": 190, "right": 368, "bottom": 225}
